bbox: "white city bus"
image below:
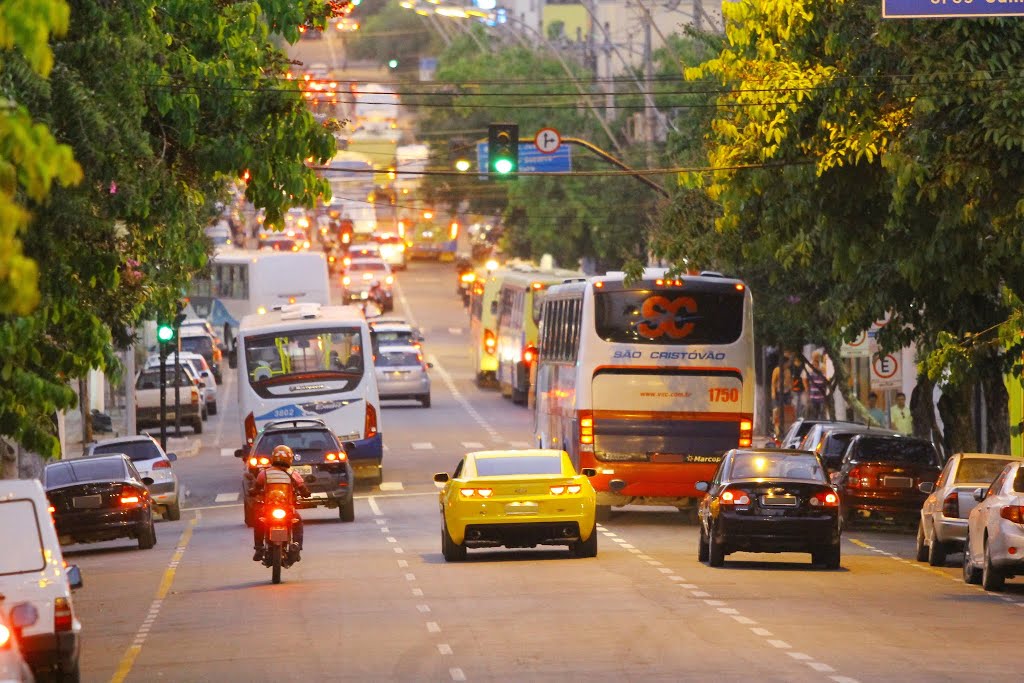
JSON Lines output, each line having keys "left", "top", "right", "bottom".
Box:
{"left": 233, "top": 303, "right": 384, "bottom": 483}
{"left": 533, "top": 269, "right": 755, "bottom": 518}
{"left": 187, "top": 249, "right": 330, "bottom": 341}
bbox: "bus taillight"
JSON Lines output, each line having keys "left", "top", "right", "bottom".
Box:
{"left": 579, "top": 411, "right": 594, "bottom": 453}
{"left": 365, "top": 402, "right": 379, "bottom": 437}
{"left": 522, "top": 345, "right": 537, "bottom": 364}
{"left": 484, "top": 329, "right": 497, "bottom": 355}
{"left": 739, "top": 419, "right": 753, "bottom": 447}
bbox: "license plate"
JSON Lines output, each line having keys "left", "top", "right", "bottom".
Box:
{"left": 310, "top": 491, "right": 328, "bottom": 499}
{"left": 268, "top": 527, "right": 289, "bottom": 542}
{"left": 292, "top": 465, "right": 312, "bottom": 475}
{"left": 72, "top": 495, "right": 103, "bottom": 509}
{"left": 883, "top": 476, "right": 913, "bottom": 489}
{"left": 761, "top": 495, "right": 798, "bottom": 507}
{"left": 504, "top": 501, "right": 539, "bottom": 516}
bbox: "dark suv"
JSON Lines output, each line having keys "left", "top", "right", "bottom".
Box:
{"left": 238, "top": 419, "right": 355, "bottom": 525}
{"left": 833, "top": 434, "right": 942, "bottom": 525}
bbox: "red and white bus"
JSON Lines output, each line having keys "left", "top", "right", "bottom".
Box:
{"left": 533, "top": 269, "right": 755, "bottom": 519}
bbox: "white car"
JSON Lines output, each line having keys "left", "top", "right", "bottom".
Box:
{"left": 963, "top": 459, "right": 1024, "bottom": 591}
{"left": 0, "top": 480, "right": 83, "bottom": 681}
{"left": 85, "top": 435, "right": 182, "bottom": 520}
{"left": 916, "top": 452, "right": 1017, "bottom": 566}
{"left": 145, "top": 352, "right": 218, "bottom": 416}
{"left": 374, "top": 344, "right": 431, "bottom": 407}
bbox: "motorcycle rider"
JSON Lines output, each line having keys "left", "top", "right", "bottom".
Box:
{"left": 250, "top": 444, "right": 310, "bottom": 562}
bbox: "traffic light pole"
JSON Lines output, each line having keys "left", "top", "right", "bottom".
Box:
{"left": 158, "top": 341, "right": 168, "bottom": 451}
{"left": 173, "top": 352, "right": 181, "bottom": 437}
{"left": 562, "top": 137, "right": 669, "bottom": 197}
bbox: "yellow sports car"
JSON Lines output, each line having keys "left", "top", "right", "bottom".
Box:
{"left": 433, "top": 449, "right": 598, "bottom": 562}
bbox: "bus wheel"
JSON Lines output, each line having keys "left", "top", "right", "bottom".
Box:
{"left": 595, "top": 505, "right": 612, "bottom": 523}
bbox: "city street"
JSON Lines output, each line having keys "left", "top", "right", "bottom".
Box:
{"left": 68, "top": 261, "right": 1023, "bottom": 683}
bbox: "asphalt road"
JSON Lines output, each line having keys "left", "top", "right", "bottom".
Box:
{"left": 65, "top": 259, "right": 1024, "bottom": 683}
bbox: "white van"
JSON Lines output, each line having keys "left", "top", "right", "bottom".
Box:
{"left": 0, "top": 480, "right": 83, "bottom": 681}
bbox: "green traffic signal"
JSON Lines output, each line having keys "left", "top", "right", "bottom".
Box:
{"left": 493, "top": 158, "right": 513, "bottom": 175}
{"left": 487, "top": 123, "right": 518, "bottom": 180}
{"left": 157, "top": 322, "right": 175, "bottom": 343}
{"left": 388, "top": 59, "right": 398, "bottom": 69}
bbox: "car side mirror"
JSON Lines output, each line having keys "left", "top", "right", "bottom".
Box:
{"left": 918, "top": 482, "right": 936, "bottom": 494}
{"left": 695, "top": 481, "right": 709, "bottom": 493}
{"left": 66, "top": 564, "right": 83, "bottom": 590}
{"left": 166, "top": 452, "right": 177, "bottom": 462}
{"left": 433, "top": 472, "right": 450, "bottom": 483}
{"left": 762, "top": 439, "right": 779, "bottom": 449}
{"left": 10, "top": 602, "right": 39, "bottom": 629}
{"left": 343, "top": 442, "right": 357, "bottom": 455}
{"left": 198, "top": 381, "right": 206, "bottom": 389}
{"left": 973, "top": 487, "right": 986, "bottom": 502}
{"left": 228, "top": 349, "right": 237, "bottom": 369}
{"left": 427, "top": 362, "right": 434, "bottom": 369}
{"left": 142, "top": 477, "right": 155, "bottom": 486}
{"left": 581, "top": 468, "right": 596, "bottom": 477}
{"left": 234, "top": 448, "right": 246, "bottom": 458}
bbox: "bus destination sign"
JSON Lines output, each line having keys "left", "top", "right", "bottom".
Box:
{"left": 883, "top": 0, "right": 1024, "bottom": 19}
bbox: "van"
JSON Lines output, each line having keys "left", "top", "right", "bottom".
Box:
{"left": 0, "top": 480, "right": 83, "bottom": 681}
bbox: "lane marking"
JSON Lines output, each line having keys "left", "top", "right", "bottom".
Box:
{"left": 450, "top": 668, "right": 467, "bottom": 681}
{"left": 379, "top": 482, "right": 405, "bottom": 491}
{"left": 411, "top": 442, "right": 434, "bottom": 450}
{"left": 508, "top": 440, "right": 531, "bottom": 448}
{"left": 214, "top": 492, "right": 239, "bottom": 503}
{"left": 219, "top": 448, "right": 235, "bottom": 457}
{"left": 368, "top": 496, "right": 382, "bottom": 516}
{"left": 427, "top": 622, "right": 441, "bottom": 633}
{"left": 438, "top": 644, "right": 453, "bottom": 655}
{"left": 427, "top": 352, "right": 503, "bottom": 441}
{"left": 110, "top": 513, "right": 200, "bottom": 683}
{"left": 461, "top": 441, "right": 485, "bottom": 449}
{"left": 448, "top": 327, "right": 463, "bottom": 335}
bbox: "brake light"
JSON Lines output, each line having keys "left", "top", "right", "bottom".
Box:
{"left": 191, "top": 389, "right": 199, "bottom": 405}
{"left": 54, "top": 597, "right": 73, "bottom": 632}
{"left": 579, "top": 411, "right": 594, "bottom": 452}
{"left": 365, "top": 402, "right": 378, "bottom": 437}
{"left": 460, "top": 488, "right": 493, "bottom": 498}
{"left": 738, "top": 419, "right": 753, "bottom": 448}
{"left": 549, "top": 484, "right": 583, "bottom": 495}
{"left": 325, "top": 451, "right": 348, "bottom": 462}
{"left": 248, "top": 457, "right": 258, "bottom": 467}
{"left": 809, "top": 490, "right": 840, "bottom": 507}
{"left": 845, "top": 466, "right": 873, "bottom": 489}
{"left": 153, "top": 460, "right": 171, "bottom": 469}
{"left": 522, "top": 344, "right": 537, "bottom": 365}
{"left": 484, "top": 329, "right": 496, "bottom": 355}
{"left": 0, "top": 621, "right": 10, "bottom": 648}
{"left": 942, "top": 491, "right": 960, "bottom": 518}
{"left": 342, "top": 276, "right": 351, "bottom": 285}
{"left": 720, "top": 489, "right": 751, "bottom": 506}
{"left": 271, "top": 508, "right": 287, "bottom": 520}
{"left": 1000, "top": 505, "right": 1024, "bottom": 524}
{"left": 385, "top": 275, "right": 394, "bottom": 285}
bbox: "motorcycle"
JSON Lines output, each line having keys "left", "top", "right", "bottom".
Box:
{"left": 258, "top": 489, "right": 302, "bottom": 584}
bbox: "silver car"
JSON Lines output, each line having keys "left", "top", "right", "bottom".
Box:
{"left": 917, "top": 452, "right": 1017, "bottom": 566}
{"left": 963, "top": 460, "right": 1024, "bottom": 591}
{"left": 85, "top": 435, "right": 182, "bottom": 520}
{"left": 374, "top": 345, "right": 431, "bottom": 407}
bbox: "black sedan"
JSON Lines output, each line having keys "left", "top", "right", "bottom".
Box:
{"left": 696, "top": 448, "right": 842, "bottom": 569}
{"left": 43, "top": 454, "right": 157, "bottom": 550}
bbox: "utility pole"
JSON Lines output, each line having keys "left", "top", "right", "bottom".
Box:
{"left": 643, "top": 9, "right": 656, "bottom": 167}
{"left": 694, "top": 0, "right": 704, "bottom": 33}
{"left": 602, "top": 22, "right": 615, "bottom": 122}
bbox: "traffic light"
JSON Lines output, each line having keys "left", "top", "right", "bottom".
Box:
{"left": 156, "top": 319, "right": 175, "bottom": 345}
{"left": 488, "top": 123, "right": 518, "bottom": 179}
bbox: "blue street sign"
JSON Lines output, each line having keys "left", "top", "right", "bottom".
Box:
{"left": 476, "top": 142, "right": 571, "bottom": 179}
{"left": 883, "top": 0, "right": 1024, "bottom": 18}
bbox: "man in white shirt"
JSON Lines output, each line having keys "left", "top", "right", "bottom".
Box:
{"left": 890, "top": 391, "right": 912, "bottom": 434}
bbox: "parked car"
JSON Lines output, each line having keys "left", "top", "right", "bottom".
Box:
{"left": 0, "top": 479, "right": 83, "bottom": 682}
{"left": 962, "top": 460, "right": 1024, "bottom": 591}
{"left": 238, "top": 419, "right": 355, "bottom": 526}
{"left": 696, "top": 448, "right": 842, "bottom": 568}
{"left": 802, "top": 424, "right": 899, "bottom": 473}
{"left": 85, "top": 435, "right": 182, "bottom": 520}
{"left": 375, "top": 345, "right": 432, "bottom": 407}
{"left": 44, "top": 455, "right": 158, "bottom": 550}
{"left": 916, "top": 452, "right": 1017, "bottom": 566}
{"left": 832, "top": 434, "right": 942, "bottom": 525}
{"left": 433, "top": 449, "right": 598, "bottom": 562}
{"left": 145, "top": 353, "right": 216, "bottom": 418}
{"left": 779, "top": 418, "right": 858, "bottom": 449}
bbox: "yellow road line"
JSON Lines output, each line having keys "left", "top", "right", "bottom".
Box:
{"left": 110, "top": 512, "right": 201, "bottom": 683}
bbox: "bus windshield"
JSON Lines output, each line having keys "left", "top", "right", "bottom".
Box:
{"left": 244, "top": 327, "right": 365, "bottom": 393}
{"left": 594, "top": 288, "right": 744, "bottom": 345}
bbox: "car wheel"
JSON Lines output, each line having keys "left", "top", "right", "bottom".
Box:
{"left": 138, "top": 521, "right": 157, "bottom": 550}
{"left": 813, "top": 543, "right": 841, "bottom": 569}
{"left": 339, "top": 498, "right": 355, "bottom": 523}
{"left": 165, "top": 501, "right": 181, "bottom": 522}
{"left": 209, "top": 401, "right": 218, "bottom": 416}
{"left": 707, "top": 523, "right": 725, "bottom": 567}
{"left": 441, "top": 520, "right": 466, "bottom": 562}
{"left": 698, "top": 523, "right": 709, "bottom": 563}
{"left": 595, "top": 505, "right": 612, "bottom": 523}
{"left": 914, "top": 520, "right": 929, "bottom": 562}
{"left": 962, "top": 530, "right": 982, "bottom": 585}
{"left": 572, "top": 523, "right": 598, "bottom": 558}
{"left": 420, "top": 393, "right": 431, "bottom": 408}
{"left": 192, "top": 417, "right": 203, "bottom": 434}
{"left": 927, "top": 524, "right": 947, "bottom": 567}
{"left": 982, "top": 538, "right": 1005, "bottom": 591}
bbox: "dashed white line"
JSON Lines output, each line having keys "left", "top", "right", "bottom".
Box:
{"left": 768, "top": 640, "right": 792, "bottom": 649}
{"left": 416, "top": 604, "right": 431, "bottom": 613}
{"left": 386, "top": 537, "right": 398, "bottom": 543}
{"left": 411, "top": 442, "right": 435, "bottom": 450}
{"left": 808, "top": 662, "right": 835, "bottom": 673}
{"left": 368, "top": 497, "right": 382, "bottom": 516}
{"left": 461, "top": 441, "right": 485, "bottom": 449}
{"left": 398, "top": 560, "right": 409, "bottom": 568}
{"left": 214, "top": 492, "right": 239, "bottom": 503}
{"left": 219, "top": 448, "right": 235, "bottom": 457}
{"left": 405, "top": 573, "right": 416, "bottom": 581}
{"left": 412, "top": 588, "right": 424, "bottom": 597}
{"left": 427, "top": 622, "right": 441, "bottom": 633}
{"left": 508, "top": 440, "right": 531, "bottom": 448}
{"left": 788, "top": 652, "right": 813, "bottom": 661}
{"left": 450, "top": 668, "right": 467, "bottom": 681}
{"left": 379, "top": 482, "right": 405, "bottom": 491}
{"left": 437, "top": 644, "right": 453, "bottom": 655}
{"left": 731, "top": 616, "right": 757, "bottom": 625}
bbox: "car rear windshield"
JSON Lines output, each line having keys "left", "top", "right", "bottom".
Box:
{"left": 728, "top": 453, "right": 826, "bottom": 481}
{"left": 373, "top": 331, "right": 413, "bottom": 345}
{"left": 855, "top": 438, "right": 939, "bottom": 466}
{"left": 46, "top": 459, "right": 126, "bottom": 487}
{"left": 181, "top": 336, "right": 213, "bottom": 355}
{"left": 136, "top": 370, "right": 193, "bottom": 389}
{"left": 475, "top": 456, "right": 563, "bottom": 477}
{"left": 594, "top": 287, "right": 744, "bottom": 345}
{"left": 254, "top": 430, "right": 338, "bottom": 457}
{"left": 955, "top": 458, "right": 1013, "bottom": 484}
{"left": 91, "top": 441, "right": 162, "bottom": 462}
{"left": 377, "top": 350, "right": 421, "bottom": 367}
{"left": 0, "top": 499, "right": 46, "bottom": 576}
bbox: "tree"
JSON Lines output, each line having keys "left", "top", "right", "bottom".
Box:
{"left": 659, "top": 0, "right": 1024, "bottom": 451}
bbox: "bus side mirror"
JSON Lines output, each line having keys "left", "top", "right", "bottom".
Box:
{"left": 228, "top": 349, "right": 237, "bottom": 369}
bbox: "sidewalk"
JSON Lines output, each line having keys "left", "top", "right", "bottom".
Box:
{"left": 63, "top": 405, "right": 202, "bottom": 459}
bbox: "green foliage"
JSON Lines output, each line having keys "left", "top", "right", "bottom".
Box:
{"left": 346, "top": 0, "right": 436, "bottom": 68}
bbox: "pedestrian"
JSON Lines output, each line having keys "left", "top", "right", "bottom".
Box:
{"left": 770, "top": 352, "right": 793, "bottom": 438}
{"left": 790, "top": 355, "right": 807, "bottom": 419}
{"left": 806, "top": 351, "right": 829, "bottom": 419}
{"left": 890, "top": 391, "right": 913, "bottom": 435}
{"left": 867, "top": 391, "right": 887, "bottom": 428}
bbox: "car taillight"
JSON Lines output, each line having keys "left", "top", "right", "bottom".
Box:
{"left": 720, "top": 488, "right": 751, "bottom": 506}
{"left": 191, "top": 389, "right": 199, "bottom": 405}
{"left": 325, "top": 451, "right": 348, "bottom": 462}
{"left": 385, "top": 275, "right": 394, "bottom": 285}
{"left": 248, "top": 457, "right": 258, "bottom": 467}
{"left": 738, "top": 419, "right": 753, "bottom": 448}
{"left": 120, "top": 486, "right": 143, "bottom": 506}
{"left": 484, "top": 329, "right": 496, "bottom": 355}
{"left": 342, "top": 276, "right": 351, "bottom": 285}
{"left": 0, "top": 621, "right": 10, "bottom": 648}
{"left": 549, "top": 484, "right": 583, "bottom": 495}
{"left": 809, "top": 490, "right": 840, "bottom": 507}
{"left": 845, "top": 466, "right": 872, "bottom": 489}
{"left": 1000, "top": 505, "right": 1024, "bottom": 524}
{"left": 271, "top": 508, "right": 287, "bottom": 520}
{"left": 258, "top": 457, "right": 270, "bottom": 466}
{"left": 460, "top": 488, "right": 493, "bottom": 498}
{"left": 522, "top": 345, "right": 537, "bottom": 365}
{"left": 942, "top": 491, "right": 960, "bottom": 518}
{"left": 153, "top": 460, "right": 171, "bottom": 469}
{"left": 54, "top": 597, "right": 73, "bottom": 632}
{"left": 365, "top": 402, "right": 378, "bottom": 437}
{"left": 579, "top": 411, "right": 594, "bottom": 452}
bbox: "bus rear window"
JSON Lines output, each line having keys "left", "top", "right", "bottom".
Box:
{"left": 594, "top": 289, "right": 744, "bottom": 345}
